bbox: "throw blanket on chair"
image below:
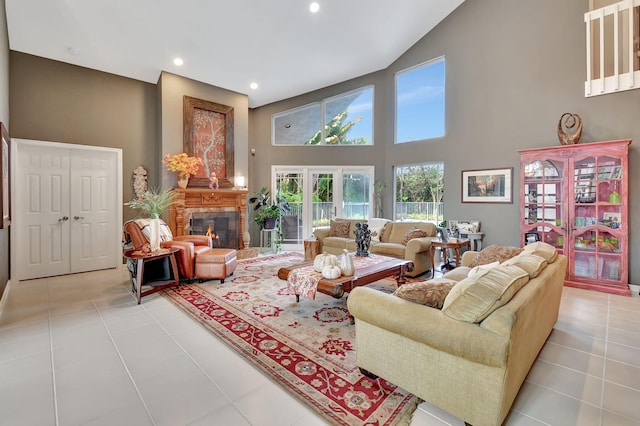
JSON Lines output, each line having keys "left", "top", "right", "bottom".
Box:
{"left": 122, "top": 218, "right": 174, "bottom": 250}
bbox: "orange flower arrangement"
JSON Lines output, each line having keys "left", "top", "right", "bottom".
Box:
{"left": 162, "top": 153, "right": 203, "bottom": 176}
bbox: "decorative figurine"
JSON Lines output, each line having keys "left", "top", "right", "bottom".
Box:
{"left": 354, "top": 222, "right": 371, "bottom": 256}
{"left": 132, "top": 165, "right": 148, "bottom": 200}
{"left": 209, "top": 171, "right": 219, "bottom": 189}
{"left": 557, "top": 112, "right": 582, "bottom": 145}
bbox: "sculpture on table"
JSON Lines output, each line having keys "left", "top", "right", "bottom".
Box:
{"left": 557, "top": 112, "right": 582, "bottom": 145}
{"left": 354, "top": 222, "right": 371, "bottom": 257}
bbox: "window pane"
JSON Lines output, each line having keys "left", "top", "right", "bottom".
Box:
{"left": 272, "top": 103, "right": 321, "bottom": 145}
{"left": 322, "top": 87, "right": 373, "bottom": 145}
{"left": 396, "top": 57, "right": 445, "bottom": 143}
{"left": 343, "top": 173, "right": 370, "bottom": 219}
{"left": 394, "top": 163, "right": 444, "bottom": 223}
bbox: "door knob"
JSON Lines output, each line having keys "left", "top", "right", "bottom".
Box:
{"left": 59, "top": 216, "right": 69, "bottom": 222}
{"left": 74, "top": 216, "right": 84, "bottom": 220}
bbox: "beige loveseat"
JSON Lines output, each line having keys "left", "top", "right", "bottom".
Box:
{"left": 312, "top": 219, "right": 437, "bottom": 277}
{"left": 347, "top": 242, "right": 567, "bottom": 426}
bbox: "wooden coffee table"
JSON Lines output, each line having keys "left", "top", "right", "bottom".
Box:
{"left": 278, "top": 256, "right": 413, "bottom": 302}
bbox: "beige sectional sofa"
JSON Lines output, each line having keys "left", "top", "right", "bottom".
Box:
{"left": 347, "top": 242, "right": 567, "bottom": 426}
{"left": 312, "top": 219, "right": 437, "bottom": 277}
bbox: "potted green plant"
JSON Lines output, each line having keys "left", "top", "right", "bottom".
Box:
{"left": 125, "top": 187, "right": 176, "bottom": 252}
{"left": 249, "top": 187, "right": 290, "bottom": 252}
{"left": 249, "top": 187, "right": 290, "bottom": 230}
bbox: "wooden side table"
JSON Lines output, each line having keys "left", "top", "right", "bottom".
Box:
{"left": 304, "top": 239, "right": 321, "bottom": 261}
{"left": 430, "top": 239, "right": 470, "bottom": 278}
{"left": 124, "top": 248, "right": 180, "bottom": 304}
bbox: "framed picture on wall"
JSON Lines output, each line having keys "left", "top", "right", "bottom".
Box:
{"left": 183, "top": 96, "right": 235, "bottom": 188}
{"left": 0, "top": 122, "right": 10, "bottom": 229}
{"left": 461, "top": 167, "right": 513, "bottom": 203}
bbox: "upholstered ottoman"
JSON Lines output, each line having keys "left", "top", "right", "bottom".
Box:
{"left": 195, "top": 248, "right": 237, "bottom": 283}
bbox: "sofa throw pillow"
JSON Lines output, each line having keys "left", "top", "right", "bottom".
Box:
{"left": 393, "top": 278, "right": 457, "bottom": 309}
{"left": 521, "top": 241, "right": 558, "bottom": 264}
{"left": 368, "top": 218, "right": 390, "bottom": 243}
{"left": 379, "top": 221, "right": 393, "bottom": 243}
{"left": 328, "top": 220, "right": 351, "bottom": 238}
{"left": 468, "top": 244, "right": 523, "bottom": 268}
{"left": 402, "top": 227, "right": 428, "bottom": 245}
{"left": 442, "top": 264, "right": 530, "bottom": 323}
{"left": 467, "top": 261, "right": 500, "bottom": 279}
{"left": 502, "top": 254, "right": 548, "bottom": 278}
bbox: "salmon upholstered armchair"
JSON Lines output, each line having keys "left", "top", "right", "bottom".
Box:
{"left": 123, "top": 219, "right": 211, "bottom": 281}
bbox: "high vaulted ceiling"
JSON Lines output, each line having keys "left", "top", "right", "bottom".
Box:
{"left": 5, "top": 0, "right": 464, "bottom": 108}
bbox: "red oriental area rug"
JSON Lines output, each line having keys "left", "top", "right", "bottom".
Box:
{"left": 163, "top": 252, "right": 419, "bottom": 426}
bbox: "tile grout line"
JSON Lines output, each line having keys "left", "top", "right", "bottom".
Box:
{"left": 44, "top": 280, "right": 60, "bottom": 426}
{"left": 142, "top": 296, "right": 249, "bottom": 412}
{"left": 598, "top": 295, "right": 611, "bottom": 426}
{"left": 93, "top": 300, "right": 157, "bottom": 426}
{"left": 142, "top": 298, "right": 255, "bottom": 425}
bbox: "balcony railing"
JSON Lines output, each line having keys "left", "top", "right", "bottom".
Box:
{"left": 585, "top": 0, "right": 640, "bottom": 96}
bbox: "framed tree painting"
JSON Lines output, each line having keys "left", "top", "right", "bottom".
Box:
{"left": 183, "top": 96, "right": 234, "bottom": 188}
{"left": 1, "top": 122, "right": 9, "bottom": 228}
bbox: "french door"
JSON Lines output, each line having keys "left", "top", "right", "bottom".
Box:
{"left": 273, "top": 166, "right": 374, "bottom": 249}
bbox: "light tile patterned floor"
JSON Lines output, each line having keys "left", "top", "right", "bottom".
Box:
{"left": 0, "top": 263, "right": 639, "bottom": 425}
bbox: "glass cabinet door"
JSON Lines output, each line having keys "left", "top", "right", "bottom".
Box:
{"left": 570, "top": 154, "right": 624, "bottom": 282}
{"left": 522, "top": 159, "right": 565, "bottom": 252}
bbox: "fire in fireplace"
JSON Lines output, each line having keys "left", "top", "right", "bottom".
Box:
{"left": 189, "top": 211, "right": 240, "bottom": 249}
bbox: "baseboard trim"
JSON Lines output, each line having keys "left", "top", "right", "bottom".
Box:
{"left": 629, "top": 284, "right": 639, "bottom": 296}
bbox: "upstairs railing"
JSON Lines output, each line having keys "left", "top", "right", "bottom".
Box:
{"left": 585, "top": 0, "right": 640, "bottom": 96}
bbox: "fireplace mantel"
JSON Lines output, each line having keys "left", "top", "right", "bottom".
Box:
{"left": 170, "top": 188, "right": 248, "bottom": 249}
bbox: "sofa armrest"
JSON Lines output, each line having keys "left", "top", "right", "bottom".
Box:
{"left": 347, "top": 287, "right": 509, "bottom": 367}
{"left": 405, "top": 237, "right": 433, "bottom": 256}
{"left": 173, "top": 235, "right": 212, "bottom": 247}
{"left": 313, "top": 227, "right": 330, "bottom": 240}
{"left": 461, "top": 250, "right": 478, "bottom": 267}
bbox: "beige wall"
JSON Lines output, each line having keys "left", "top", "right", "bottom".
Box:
{"left": 250, "top": 0, "right": 640, "bottom": 285}
{"left": 158, "top": 72, "right": 249, "bottom": 189}
{"left": 0, "top": 0, "right": 10, "bottom": 294}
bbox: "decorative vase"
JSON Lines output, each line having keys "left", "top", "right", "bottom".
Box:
{"left": 339, "top": 249, "right": 355, "bottom": 276}
{"left": 149, "top": 215, "right": 161, "bottom": 253}
{"left": 177, "top": 174, "right": 189, "bottom": 189}
{"left": 242, "top": 231, "right": 251, "bottom": 248}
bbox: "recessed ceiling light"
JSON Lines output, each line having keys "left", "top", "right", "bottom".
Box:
{"left": 309, "top": 2, "right": 320, "bottom": 13}
{"left": 250, "top": 82, "right": 259, "bottom": 90}
{"left": 173, "top": 58, "right": 184, "bottom": 66}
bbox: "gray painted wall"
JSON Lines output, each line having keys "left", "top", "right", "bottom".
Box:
{"left": 9, "top": 52, "right": 158, "bottom": 224}
{"left": 250, "top": 0, "right": 640, "bottom": 285}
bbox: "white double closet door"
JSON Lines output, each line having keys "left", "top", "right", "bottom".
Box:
{"left": 12, "top": 139, "right": 122, "bottom": 280}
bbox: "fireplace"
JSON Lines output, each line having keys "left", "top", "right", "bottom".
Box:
{"left": 189, "top": 211, "right": 240, "bottom": 249}
{"left": 169, "top": 188, "right": 248, "bottom": 250}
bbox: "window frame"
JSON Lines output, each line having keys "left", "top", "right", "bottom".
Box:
{"left": 394, "top": 56, "right": 446, "bottom": 144}
{"left": 271, "top": 85, "right": 374, "bottom": 146}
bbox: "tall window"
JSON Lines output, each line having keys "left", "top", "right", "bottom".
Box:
{"left": 272, "top": 86, "right": 373, "bottom": 145}
{"left": 395, "top": 56, "right": 445, "bottom": 143}
{"left": 394, "top": 162, "right": 444, "bottom": 224}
